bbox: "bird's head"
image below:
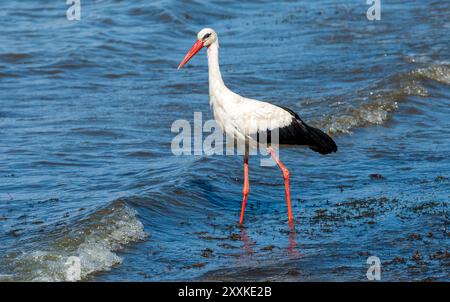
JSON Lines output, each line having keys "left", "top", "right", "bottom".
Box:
{"left": 178, "top": 28, "right": 217, "bottom": 70}
{"left": 197, "top": 28, "right": 217, "bottom": 47}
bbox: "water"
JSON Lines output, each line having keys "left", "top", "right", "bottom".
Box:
{"left": 0, "top": 0, "right": 449, "bottom": 281}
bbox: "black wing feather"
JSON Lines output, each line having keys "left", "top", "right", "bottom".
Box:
{"left": 261, "top": 105, "right": 338, "bottom": 155}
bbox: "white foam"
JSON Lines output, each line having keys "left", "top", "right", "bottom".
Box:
{"left": 413, "top": 65, "right": 450, "bottom": 85}
{"left": 323, "top": 64, "right": 450, "bottom": 135}
{"left": 15, "top": 203, "right": 147, "bottom": 281}
{"left": 327, "top": 100, "right": 398, "bottom": 135}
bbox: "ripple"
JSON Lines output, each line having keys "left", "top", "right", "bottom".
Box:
{"left": 0, "top": 53, "right": 32, "bottom": 63}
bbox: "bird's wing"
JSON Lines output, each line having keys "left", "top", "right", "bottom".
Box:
{"left": 225, "top": 97, "right": 337, "bottom": 154}
{"left": 229, "top": 97, "right": 294, "bottom": 136}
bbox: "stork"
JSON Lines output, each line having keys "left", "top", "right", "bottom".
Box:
{"left": 178, "top": 28, "right": 337, "bottom": 227}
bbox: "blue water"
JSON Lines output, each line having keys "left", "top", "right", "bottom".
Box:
{"left": 0, "top": 0, "right": 449, "bottom": 281}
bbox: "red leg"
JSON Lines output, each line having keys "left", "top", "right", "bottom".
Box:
{"left": 239, "top": 154, "right": 250, "bottom": 225}
{"left": 268, "top": 147, "right": 293, "bottom": 225}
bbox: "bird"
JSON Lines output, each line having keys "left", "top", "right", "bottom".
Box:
{"left": 178, "top": 28, "right": 337, "bottom": 227}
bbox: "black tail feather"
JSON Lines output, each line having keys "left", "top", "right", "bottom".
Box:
{"left": 272, "top": 105, "right": 338, "bottom": 155}
{"left": 304, "top": 124, "right": 337, "bottom": 155}
{"left": 258, "top": 105, "right": 338, "bottom": 154}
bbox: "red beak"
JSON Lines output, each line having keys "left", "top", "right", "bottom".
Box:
{"left": 178, "top": 39, "right": 205, "bottom": 70}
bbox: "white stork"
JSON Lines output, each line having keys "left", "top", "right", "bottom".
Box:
{"left": 178, "top": 28, "right": 337, "bottom": 227}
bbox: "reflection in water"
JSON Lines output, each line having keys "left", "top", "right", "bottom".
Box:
{"left": 239, "top": 227, "right": 254, "bottom": 256}
{"left": 286, "top": 228, "right": 302, "bottom": 258}
{"left": 239, "top": 225, "right": 302, "bottom": 258}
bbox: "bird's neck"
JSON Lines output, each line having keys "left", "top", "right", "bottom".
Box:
{"left": 207, "top": 42, "right": 225, "bottom": 94}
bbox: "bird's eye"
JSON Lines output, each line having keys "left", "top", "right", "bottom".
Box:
{"left": 203, "top": 33, "right": 211, "bottom": 40}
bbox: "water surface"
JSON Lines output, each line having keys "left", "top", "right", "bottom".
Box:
{"left": 0, "top": 0, "right": 449, "bottom": 281}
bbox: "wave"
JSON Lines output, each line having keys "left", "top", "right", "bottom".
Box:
{"left": 412, "top": 64, "right": 450, "bottom": 85}
{"left": 5, "top": 200, "right": 147, "bottom": 281}
{"left": 319, "top": 64, "right": 450, "bottom": 135}
{"left": 322, "top": 95, "right": 399, "bottom": 135}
